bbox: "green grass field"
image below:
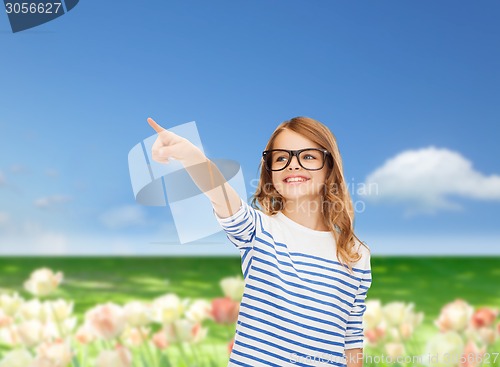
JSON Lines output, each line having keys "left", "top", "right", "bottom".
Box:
{"left": 1, "top": 256, "right": 499, "bottom": 366}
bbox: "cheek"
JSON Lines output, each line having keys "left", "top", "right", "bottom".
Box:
{"left": 311, "top": 173, "right": 328, "bottom": 189}
{"left": 271, "top": 174, "right": 283, "bottom": 190}
{"left": 271, "top": 174, "right": 288, "bottom": 196}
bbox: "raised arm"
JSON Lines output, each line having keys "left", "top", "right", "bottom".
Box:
{"left": 147, "top": 117, "right": 242, "bottom": 218}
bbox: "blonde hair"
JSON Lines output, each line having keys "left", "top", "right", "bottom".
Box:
{"left": 250, "top": 116, "right": 369, "bottom": 274}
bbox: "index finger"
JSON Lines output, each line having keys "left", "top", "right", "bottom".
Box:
{"left": 147, "top": 117, "right": 165, "bottom": 133}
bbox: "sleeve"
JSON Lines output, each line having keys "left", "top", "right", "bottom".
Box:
{"left": 345, "top": 245, "right": 372, "bottom": 350}
{"left": 212, "top": 197, "right": 259, "bottom": 250}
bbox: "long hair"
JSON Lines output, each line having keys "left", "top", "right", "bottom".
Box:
{"left": 249, "top": 116, "right": 369, "bottom": 274}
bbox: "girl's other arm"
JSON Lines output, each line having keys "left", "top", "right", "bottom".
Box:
{"left": 345, "top": 244, "right": 372, "bottom": 367}
{"left": 345, "top": 348, "right": 363, "bottom": 367}
{"left": 148, "top": 117, "right": 242, "bottom": 219}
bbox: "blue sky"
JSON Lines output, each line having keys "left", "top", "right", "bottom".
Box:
{"left": 0, "top": 0, "right": 499, "bottom": 255}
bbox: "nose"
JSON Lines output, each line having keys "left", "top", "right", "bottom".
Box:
{"left": 288, "top": 155, "right": 301, "bottom": 170}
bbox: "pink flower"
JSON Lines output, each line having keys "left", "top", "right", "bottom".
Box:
{"left": 75, "top": 324, "right": 96, "bottom": 345}
{"left": 435, "top": 299, "right": 474, "bottom": 332}
{"left": 399, "top": 322, "right": 413, "bottom": 340}
{"left": 85, "top": 303, "right": 126, "bottom": 340}
{"left": 210, "top": 297, "right": 239, "bottom": 324}
{"left": 365, "top": 326, "right": 386, "bottom": 345}
{"left": 0, "top": 309, "right": 13, "bottom": 328}
{"left": 460, "top": 340, "right": 486, "bottom": 367}
{"left": 470, "top": 307, "right": 498, "bottom": 329}
{"left": 123, "top": 327, "right": 150, "bottom": 347}
{"left": 152, "top": 329, "right": 170, "bottom": 350}
{"left": 227, "top": 338, "right": 235, "bottom": 354}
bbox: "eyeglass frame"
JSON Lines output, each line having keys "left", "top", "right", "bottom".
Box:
{"left": 262, "top": 148, "right": 333, "bottom": 171}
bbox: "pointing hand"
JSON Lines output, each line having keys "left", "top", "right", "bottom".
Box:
{"left": 147, "top": 117, "right": 203, "bottom": 165}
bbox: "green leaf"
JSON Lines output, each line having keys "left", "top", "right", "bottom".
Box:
{"left": 159, "top": 353, "right": 172, "bottom": 367}
{"left": 140, "top": 352, "right": 149, "bottom": 367}
{"left": 71, "top": 356, "right": 81, "bottom": 367}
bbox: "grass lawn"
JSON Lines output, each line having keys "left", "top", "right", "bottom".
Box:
{"left": 1, "top": 256, "right": 499, "bottom": 365}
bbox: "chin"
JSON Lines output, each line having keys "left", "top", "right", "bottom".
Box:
{"left": 278, "top": 191, "right": 320, "bottom": 203}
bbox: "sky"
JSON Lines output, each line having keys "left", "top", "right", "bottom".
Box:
{"left": 0, "top": 0, "right": 499, "bottom": 256}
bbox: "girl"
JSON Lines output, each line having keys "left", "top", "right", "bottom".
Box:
{"left": 148, "top": 116, "right": 372, "bottom": 367}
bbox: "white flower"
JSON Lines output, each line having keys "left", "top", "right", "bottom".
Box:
{"left": 424, "top": 331, "right": 464, "bottom": 367}
{"left": 19, "top": 299, "right": 44, "bottom": 321}
{"left": 23, "top": 268, "right": 63, "bottom": 297}
{"left": 17, "top": 320, "right": 44, "bottom": 348}
{"left": 151, "top": 294, "right": 186, "bottom": 325}
{"left": 0, "top": 349, "right": 34, "bottom": 367}
{"left": 29, "top": 359, "right": 52, "bottom": 367}
{"left": 43, "top": 299, "right": 73, "bottom": 322}
{"left": 43, "top": 317, "right": 77, "bottom": 340}
{"left": 478, "top": 326, "right": 497, "bottom": 345}
{"left": 382, "top": 301, "right": 414, "bottom": 327}
{"left": 220, "top": 276, "right": 245, "bottom": 301}
{"left": 385, "top": 342, "right": 406, "bottom": 359}
{"left": 35, "top": 339, "right": 73, "bottom": 367}
{"left": 95, "top": 345, "right": 132, "bottom": 367}
{"left": 185, "top": 299, "right": 212, "bottom": 323}
{"left": 364, "top": 300, "right": 383, "bottom": 330}
{"left": 0, "top": 325, "right": 21, "bottom": 346}
{"left": 170, "top": 319, "right": 208, "bottom": 344}
{"left": 123, "top": 301, "right": 152, "bottom": 327}
{"left": 0, "top": 293, "right": 24, "bottom": 317}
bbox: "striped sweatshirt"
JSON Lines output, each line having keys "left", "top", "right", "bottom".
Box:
{"left": 213, "top": 198, "right": 373, "bottom": 367}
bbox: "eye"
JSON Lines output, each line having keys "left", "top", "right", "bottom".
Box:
{"left": 275, "top": 155, "right": 287, "bottom": 162}
{"left": 303, "top": 154, "right": 316, "bottom": 160}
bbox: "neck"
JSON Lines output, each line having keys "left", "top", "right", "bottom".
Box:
{"left": 281, "top": 196, "right": 329, "bottom": 231}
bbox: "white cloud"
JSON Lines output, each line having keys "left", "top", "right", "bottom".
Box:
{"left": 1, "top": 230, "right": 499, "bottom": 255}
{"left": 37, "top": 232, "right": 69, "bottom": 253}
{"left": 0, "top": 219, "right": 69, "bottom": 255}
{"left": 45, "top": 168, "right": 59, "bottom": 178}
{"left": 99, "top": 205, "right": 148, "bottom": 229}
{"left": 10, "top": 164, "right": 28, "bottom": 174}
{"left": 0, "top": 170, "right": 22, "bottom": 193}
{"left": 34, "top": 195, "right": 72, "bottom": 209}
{"left": 359, "top": 146, "right": 500, "bottom": 216}
{"left": 0, "top": 231, "right": 238, "bottom": 256}
{"left": 364, "top": 234, "right": 500, "bottom": 255}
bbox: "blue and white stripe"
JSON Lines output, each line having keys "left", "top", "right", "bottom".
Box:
{"left": 214, "top": 198, "right": 372, "bottom": 367}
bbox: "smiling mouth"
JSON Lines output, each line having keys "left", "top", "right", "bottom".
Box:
{"left": 283, "top": 177, "right": 309, "bottom": 184}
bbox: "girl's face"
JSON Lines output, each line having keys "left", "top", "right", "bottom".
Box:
{"left": 270, "top": 130, "right": 328, "bottom": 205}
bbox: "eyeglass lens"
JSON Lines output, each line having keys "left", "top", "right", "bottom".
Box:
{"left": 267, "top": 149, "right": 325, "bottom": 171}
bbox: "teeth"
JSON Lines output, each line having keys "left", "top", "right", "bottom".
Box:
{"left": 285, "top": 177, "right": 307, "bottom": 183}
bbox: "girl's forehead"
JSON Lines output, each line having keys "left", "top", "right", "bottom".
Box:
{"left": 273, "top": 130, "right": 321, "bottom": 149}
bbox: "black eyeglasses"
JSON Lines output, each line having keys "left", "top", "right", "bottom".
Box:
{"left": 262, "top": 148, "right": 333, "bottom": 171}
